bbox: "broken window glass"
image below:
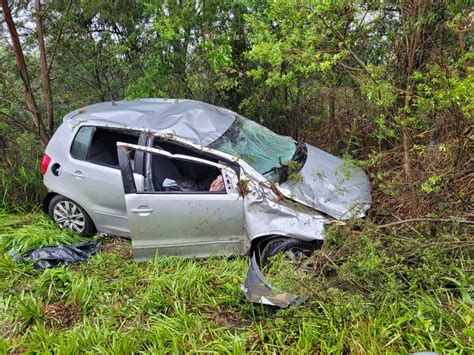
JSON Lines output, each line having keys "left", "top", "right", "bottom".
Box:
{"left": 209, "top": 117, "right": 296, "bottom": 182}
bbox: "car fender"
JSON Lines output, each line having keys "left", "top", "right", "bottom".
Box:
{"left": 242, "top": 175, "right": 328, "bottom": 244}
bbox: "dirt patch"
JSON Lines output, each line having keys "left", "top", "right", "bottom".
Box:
{"left": 100, "top": 237, "right": 132, "bottom": 258}
{"left": 1, "top": 322, "right": 13, "bottom": 338}
{"left": 43, "top": 301, "right": 78, "bottom": 329}
{"left": 203, "top": 308, "right": 252, "bottom": 330}
{"left": 8, "top": 347, "right": 26, "bottom": 355}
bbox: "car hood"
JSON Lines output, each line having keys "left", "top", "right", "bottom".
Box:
{"left": 279, "top": 144, "right": 371, "bottom": 220}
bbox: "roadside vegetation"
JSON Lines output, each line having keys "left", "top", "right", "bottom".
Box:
{"left": 0, "top": 0, "right": 472, "bottom": 353}
{"left": 1, "top": 210, "right": 472, "bottom": 353}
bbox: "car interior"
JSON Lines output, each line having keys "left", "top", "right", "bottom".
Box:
{"left": 150, "top": 139, "right": 225, "bottom": 193}
{"left": 73, "top": 127, "right": 226, "bottom": 193}
{"left": 87, "top": 128, "right": 140, "bottom": 167}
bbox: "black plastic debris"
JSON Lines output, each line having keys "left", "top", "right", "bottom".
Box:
{"left": 20, "top": 241, "right": 100, "bottom": 269}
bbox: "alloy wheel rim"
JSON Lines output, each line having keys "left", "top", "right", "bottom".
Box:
{"left": 53, "top": 200, "right": 85, "bottom": 233}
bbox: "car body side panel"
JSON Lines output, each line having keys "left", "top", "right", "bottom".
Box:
{"left": 44, "top": 122, "right": 141, "bottom": 237}
{"left": 126, "top": 192, "right": 246, "bottom": 260}
{"left": 61, "top": 158, "right": 130, "bottom": 233}
{"left": 117, "top": 143, "right": 247, "bottom": 260}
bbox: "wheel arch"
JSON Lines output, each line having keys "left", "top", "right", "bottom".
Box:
{"left": 249, "top": 234, "right": 286, "bottom": 263}
{"left": 42, "top": 192, "right": 58, "bottom": 214}
{"left": 249, "top": 234, "right": 323, "bottom": 263}
{"left": 44, "top": 192, "right": 97, "bottom": 233}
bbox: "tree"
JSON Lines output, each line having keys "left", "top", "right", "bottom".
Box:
{"left": 35, "top": 0, "right": 54, "bottom": 137}
{"left": 1, "top": 0, "right": 49, "bottom": 145}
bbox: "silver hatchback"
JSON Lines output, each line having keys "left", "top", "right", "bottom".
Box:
{"left": 42, "top": 98, "right": 371, "bottom": 307}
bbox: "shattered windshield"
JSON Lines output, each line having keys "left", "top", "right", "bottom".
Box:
{"left": 208, "top": 116, "right": 296, "bottom": 181}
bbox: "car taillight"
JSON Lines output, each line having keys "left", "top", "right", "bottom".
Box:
{"left": 41, "top": 154, "right": 51, "bottom": 175}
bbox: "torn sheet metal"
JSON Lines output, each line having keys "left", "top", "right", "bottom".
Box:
{"left": 242, "top": 253, "right": 308, "bottom": 308}
{"left": 240, "top": 174, "right": 325, "bottom": 308}
{"left": 243, "top": 175, "right": 328, "bottom": 242}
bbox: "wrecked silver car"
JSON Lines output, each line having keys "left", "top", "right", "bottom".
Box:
{"left": 42, "top": 99, "right": 371, "bottom": 307}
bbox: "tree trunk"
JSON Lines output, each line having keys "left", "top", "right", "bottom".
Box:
{"left": 398, "top": 0, "right": 428, "bottom": 189}
{"left": 1, "top": 0, "right": 49, "bottom": 146}
{"left": 35, "top": 0, "right": 54, "bottom": 137}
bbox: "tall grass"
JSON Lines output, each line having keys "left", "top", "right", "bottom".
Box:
{"left": 0, "top": 211, "right": 472, "bottom": 353}
{"left": 0, "top": 211, "right": 86, "bottom": 256}
{"left": 0, "top": 132, "right": 46, "bottom": 211}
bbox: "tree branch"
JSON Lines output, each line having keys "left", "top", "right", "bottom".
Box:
{"left": 47, "top": 0, "right": 73, "bottom": 75}
{"left": 378, "top": 217, "right": 474, "bottom": 228}
{"left": 0, "top": 111, "right": 35, "bottom": 134}
{"left": 314, "top": 11, "right": 377, "bottom": 84}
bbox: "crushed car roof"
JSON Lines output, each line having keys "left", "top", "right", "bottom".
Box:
{"left": 64, "top": 99, "right": 236, "bottom": 146}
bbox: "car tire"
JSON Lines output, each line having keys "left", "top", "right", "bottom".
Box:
{"left": 48, "top": 195, "right": 95, "bottom": 236}
{"left": 259, "top": 237, "right": 321, "bottom": 266}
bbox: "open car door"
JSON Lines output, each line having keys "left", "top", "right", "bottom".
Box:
{"left": 117, "top": 143, "right": 246, "bottom": 261}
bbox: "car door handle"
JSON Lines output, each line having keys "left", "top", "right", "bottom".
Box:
{"left": 130, "top": 208, "right": 154, "bottom": 214}
{"left": 71, "top": 170, "right": 84, "bottom": 179}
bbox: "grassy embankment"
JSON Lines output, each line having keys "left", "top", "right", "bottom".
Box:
{"left": 0, "top": 210, "right": 472, "bottom": 353}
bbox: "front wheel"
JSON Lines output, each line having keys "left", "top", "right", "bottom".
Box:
{"left": 260, "top": 237, "right": 322, "bottom": 266}
{"left": 48, "top": 195, "right": 95, "bottom": 236}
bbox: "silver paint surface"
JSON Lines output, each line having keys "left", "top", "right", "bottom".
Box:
{"left": 242, "top": 253, "right": 308, "bottom": 308}
{"left": 280, "top": 143, "right": 371, "bottom": 220}
{"left": 118, "top": 143, "right": 329, "bottom": 260}
{"left": 64, "top": 98, "right": 235, "bottom": 146}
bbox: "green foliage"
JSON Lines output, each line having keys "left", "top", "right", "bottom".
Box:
{"left": 0, "top": 2, "right": 472, "bottom": 351}
{"left": 421, "top": 174, "right": 443, "bottom": 194}
{"left": 286, "top": 160, "right": 304, "bottom": 183}
{"left": 413, "top": 58, "right": 474, "bottom": 120}
{"left": 0, "top": 211, "right": 85, "bottom": 256}
{"left": 126, "top": 0, "right": 249, "bottom": 107}
{"left": 0, "top": 211, "right": 472, "bottom": 353}
{"left": 0, "top": 133, "right": 45, "bottom": 210}
{"left": 1, "top": 0, "right": 472, "bottom": 211}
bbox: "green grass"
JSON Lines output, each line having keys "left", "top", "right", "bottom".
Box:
{"left": 0, "top": 211, "right": 472, "bottom": 353}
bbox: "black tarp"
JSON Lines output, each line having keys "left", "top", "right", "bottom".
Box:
{"left": 21, "top": 241, "right": 100, "bottom": 269}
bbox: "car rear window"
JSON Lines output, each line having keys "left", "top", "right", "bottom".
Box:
{"left": 70, "top": 126, "right": 94, "bottom": 160}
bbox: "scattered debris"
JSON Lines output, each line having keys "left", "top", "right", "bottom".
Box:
{"left": 241, "top": 253, "right": 308, "bottom": 308}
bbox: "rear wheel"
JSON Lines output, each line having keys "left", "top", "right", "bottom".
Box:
{"left": 48, "top": 195, "right": 95, "bottom": 236}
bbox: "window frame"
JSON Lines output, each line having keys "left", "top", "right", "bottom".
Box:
{"left": 69, "top": 125, "right": 95, "bottom": 162}
{"left": 69, "top": 125, "right": 143, "bottom": 171}
{"left": 118, "top": 143, "right": 238, "bottom": 195}
{"left": 145, "top": 151, "right": 228, "bottom": 195}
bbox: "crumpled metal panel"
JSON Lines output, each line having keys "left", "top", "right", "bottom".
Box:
{"left": 280, "top": 143, "right": 371, "bottom": 220}
{"left": 243, "top": 176, "right": 327, "bottom": 242}
{"left": 239, "top": 171, "right": 327, "bottom": 308}
{"left": 241, "top": 253, "right": 308, "bottom": 308}
{"left": 64, "top": 99, "right": 235, "bottom": 146}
